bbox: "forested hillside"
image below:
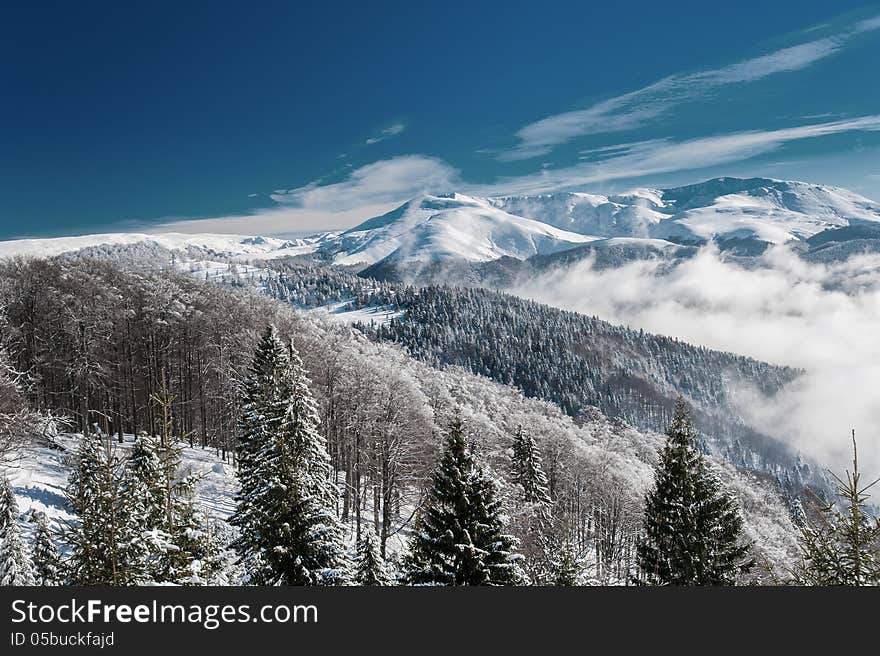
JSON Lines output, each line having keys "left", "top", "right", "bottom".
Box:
{"left": 0, "top": 253, "right": 805, "bottom": 584}
{"left": 256, "top": 259, "right": 819, "bottom": 496}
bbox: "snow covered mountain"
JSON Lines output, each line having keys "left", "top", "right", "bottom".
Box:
{"left": 316, "top": 193, "right": 599, "bottom": 266}
{"left": 2, "top": 178, "right": 878, "bottom": 267}
{"left": 490, "top": 177, "right": 880, "bottom": 247}
{"left": 321, "top": 177, "right": 880, "bottom": 267}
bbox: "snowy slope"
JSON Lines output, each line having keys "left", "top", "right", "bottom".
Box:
{"left": 488, "top": 189, "right": 668, "bottom": 238}
{"left": 0, "top": 232, "right": 330, "bottom": 260}
{"left": 490, "top": 177, "right": 880, "bottom": 246}
{"left": 7, "top": 433, "right": 239, "bottom": 529}
{"left": 318, "top": 193, "right": 599, "bottom": 266}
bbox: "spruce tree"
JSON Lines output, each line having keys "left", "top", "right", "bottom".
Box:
{"left": 354, "top": 526, "right": 392, "bottom": 585}
{"left": 65, "top": 434, "right": 145, "bottom": 585}
{"left": 404, "top": 417, "right": 523, "bottom": 585}
{"left": 231, "top": 325, "right": 349, "bottom": 585}
{"left": 547, "top": 539, "right": 586, "bottom": 586}
{"left": 796, "top": 432, "right": 880, "bottom": 585}
{"left": 637, "top": 398, "right": 752, "bottom": 585}
{"left": 190, "top": 516, "right": 231, "bottom": 585}
{"left": 509, "top": 425, "right": 553, "bottom": 582}
{"left": 30, "top": 511, "right": 61, "bottom": 585}
{"left": 0, "top": 476, "right": 34, "bottom": 585}
{"left": 170, "top": 485, "right": 206, "bottom": 583}
{"left": 123, "top": 425, "right": 212, "bottom": 583}
{"left": 511, "top": 425, "right": 551, "bottom": 505}
{"left": 125, "top": 433, "right": 166, "bottom": 529}
{"left": 119, "top": 434, "right": 174, "bottom": 581}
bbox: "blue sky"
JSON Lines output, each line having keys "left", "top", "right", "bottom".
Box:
{"left": 3, "top": 1, "right": 880, "bottom": 239}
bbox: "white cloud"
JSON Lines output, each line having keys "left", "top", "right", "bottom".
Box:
{"left": 148, "top": 203, "right": 399, "bottom": 236}
{"left": 270, "top": 155, "right": 457, "bottom": 211}
{"left": 501, "top": 15, "right": 880, "bottom": 161}
{"left": 512, "top": 246, "right": 880, "bottom": 478}
{"left": 854, "top": 14, "right": 880, "bottom": 33}
{"left": 365, "top": 122, "right": 407, "bottom": 145}
{"left": 479, "top": 116, "right": 880, "bottom": 196}
{"left": 150, "top": 155, "right": 456, "bottom": 236}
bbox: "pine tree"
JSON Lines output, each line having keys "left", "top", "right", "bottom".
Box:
{"left": 231, "top": 325, "right": 349, "bottom": 585}
{"left": 796, "top": 432, "right": 880, "bottom": 585}
{"left": 122, "top": 415, "right": 214, "bottom": 583}
{"left": 511, "top": 425, "right": 551, "bottom": 505}
{"left": 151, "top": 374, "right": 212, "bottom": 583}
{"left": 125, "top": 433, "right": 166, "bottom": 529}
{"left": 163, "top": 470, "right": 210, "bottom": 585}
{"left": 637, "top": 398, "right": 752, "bottom": 585}
{"left": 547, "top": 539, "right": 586, "bottom": 586}
{"left": 404, "top": 417, "right": 523, "bottom": 585}
{"left": 355, "top": 526, "right": 392, "bottom": 585}
{"left": 191, "top": 516, "right": 232, "bottom": 585}
{"left": 119, "top": 434, "right": 174, "bottom": 581}
{"left": 509, "top": 425, "right": 553, "bottom": 582}
{"left": 65, "top": 434, "right": 145, "bottom": 585}
{"left": 30, "top": 511, "right": 61, "bottom": 585}
{"left": 0, "top": 476, "right": 34, "bottom": 585}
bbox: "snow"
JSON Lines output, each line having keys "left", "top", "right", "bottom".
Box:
{"left": 4, "top": 433, "right": 239, "bottom": 529}
{"left": 489, "top": 191, "right": 667, "bottom": 237}
{"left": 0, "top": 232, "right": 329, "bottom": 261}
{"left": 491, "top": 177, "right": 880, "bottom": 246}
{"left": 326, "top": 193, "right": 598, "bottom": 266}
{"left": 310, "top": 301, "right": 402, "bottom": 325}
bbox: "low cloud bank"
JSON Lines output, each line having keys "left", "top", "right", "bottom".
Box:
{"left": 512, "top": 246, "right": 880, "bottom": 477}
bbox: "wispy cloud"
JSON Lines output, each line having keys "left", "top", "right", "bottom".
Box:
{"left": 150, "top": 156, "right": 455, "bottom": 236}
{"left": 270, "top": 155, "right": 457, "bottom": 211}
{"left": 500, "top": 16, "right": 880, "bottom": 161}
{"left": 855, "top": 13, "right": 880, "bottom": 33}
{"left": 149, "top": 204, "right": 400, "bottom": 237}
{"left": 480, "top": 116, "right": 880, "bottom": 195}
{"left": 365, "top": 122, "right": 407, "bottom": 145}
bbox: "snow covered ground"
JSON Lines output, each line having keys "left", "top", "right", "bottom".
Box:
{"left": 4, "top": 430, "right": 414, "bottom": 564}
{"left": 0, "top": 232, "right": 329, "bottom": 261}
{"left": 309, "top": 300, "right": 402, "bottom": 325}
{"left": 6, "top": 433, "right": 238, "bottom": 528}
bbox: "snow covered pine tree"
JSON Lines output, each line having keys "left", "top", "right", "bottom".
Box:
{"left": 547, "top": 540, "right": 586, "bottom": 586}
{"left": 511, "top": 425, "right": 552, "bottom": 505}
{"left": 637, "top": 398, "right": 752, "bottom": 585}
{"left": 121, "top": 433, "right": 208, "bottom": 584}
{"left": 355, "top": 526, "right": 392, "bottom": 585}
{"left": 30, "top": 510, "right": 61, "bottom": 585}
{"left": 230, "top": 325, "right": 348, "bottom": 585}
{"left": 0, "top": 475, "right": 34, "bottom": 585}
{"left": 509, "top": 424, "right": 554, "bottom": 583}
{"left": 405, "top": 417, "right": 523, "bottom": 585}
{"left": 64, "top": 434, "right": 146, "bottom": 585}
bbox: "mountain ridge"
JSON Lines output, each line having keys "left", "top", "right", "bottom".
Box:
{"left": 2, "top": 177, "right": 879, "bottom": 268}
